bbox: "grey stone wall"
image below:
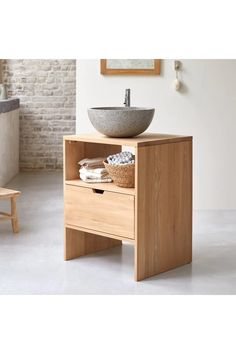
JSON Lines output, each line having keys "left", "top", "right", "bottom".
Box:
{"left": 2, "top": 59, "right": 76, "bottom": 170}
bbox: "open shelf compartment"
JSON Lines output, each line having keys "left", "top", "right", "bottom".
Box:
{"left": 64, "top": 138, "right": 136, "bottom": 195}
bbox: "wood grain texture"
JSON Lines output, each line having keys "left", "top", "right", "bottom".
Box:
{"left": 65, "top": 185, "right": 135, "bottom": 239}
{"left": 11, "top": 197, "right": 19, "bottom": 233}
{"left": 135, "top": 140, "right": 192, "bottom": 281}
{"left": 65, "top": 223, "right": 135, "bottom": 243}
{"left": 63, "top": 140, "right": 122, "bottom": 261}
{"left": 100, "top": 59, "right": 161, "bottom": 75}
{"left": 63, "top": 133, "right": 192, "bottom": 281}
{"left": 84, "top": 142, "right": 121, "bottom": 157}
{"left": 0, "top": 189, "right": 20, "bottom": 233}
{"left": 0, "top": 212, "right": 12, "bottom": 219}
{"left": 0, "top": 188, "right": 21, "bottom": 233}
{"left": 64, "top": 227, "right": 121, "bottom": 260}
{"left": 64, "top": 133, "right": 192, "bottom": 147}
{"left": 0, "top": 188, "right": 21, "bottom": 199}
{"left": 65, "top": 179, "right": 135, "bottom": 195}
{"left": 63, "top": 139, "right": 121, "bottom": 181}
{"left": 63, "top": 140, "right": 84, "bottom": 180}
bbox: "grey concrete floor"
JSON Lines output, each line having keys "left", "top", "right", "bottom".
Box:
{"left": 0, "top": 171, "right": 236, "bottom": 294}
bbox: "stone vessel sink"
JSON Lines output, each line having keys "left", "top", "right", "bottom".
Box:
{"left": 88, "top": 107, "right": 155, "bottom": 138}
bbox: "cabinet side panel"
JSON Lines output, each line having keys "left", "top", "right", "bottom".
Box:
{"left": 135, "top": 141, "right": 192, "bottom": 281}
{"left": 64, "top": 140, "right": 85, "bottom": 180}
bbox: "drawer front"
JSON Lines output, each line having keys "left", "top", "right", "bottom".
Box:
{"left": 65, "top": 185, "right": 135, "bottom": 239}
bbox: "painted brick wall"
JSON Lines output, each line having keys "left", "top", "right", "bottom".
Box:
{"left": 0, "top": 60, "right": 2, "bottom": 83}
{"left": 2, "top": 59, "right": 76, "bottom": 170}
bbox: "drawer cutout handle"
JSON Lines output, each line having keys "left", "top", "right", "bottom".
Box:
{"left": 92, "top": 188, "right": 104, "bottom": 195}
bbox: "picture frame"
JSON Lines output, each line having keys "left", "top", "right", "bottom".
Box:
{"left": 100, "top": 59, "right": 161, "bottom": 75}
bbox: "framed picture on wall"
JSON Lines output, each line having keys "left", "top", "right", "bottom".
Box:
{"left": 100, "top": 59, "right": 161, "bottom": 75}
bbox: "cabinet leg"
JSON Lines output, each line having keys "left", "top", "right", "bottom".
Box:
{"left": 64, "top": 227, "right": 122, "bottom": 260}
{"left": 11, "top": 197, "right": 19, "bottom": 233}
{"left": 135, "top": 241, "right": 192, "bottom": 281}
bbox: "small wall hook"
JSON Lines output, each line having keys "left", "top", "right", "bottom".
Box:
{"left": 173, "top": 60, "right": 182, "bottom": 91}
{"left": 174, "top": 60, "right": 181, "bottom": 71}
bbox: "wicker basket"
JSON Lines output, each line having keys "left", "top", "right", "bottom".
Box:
{"left": 103, "top": 161, "right": 135, "bottom": 188}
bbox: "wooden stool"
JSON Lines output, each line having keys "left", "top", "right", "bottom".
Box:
{"left": 0, "top": 188, "right": 21, "bottom": 233}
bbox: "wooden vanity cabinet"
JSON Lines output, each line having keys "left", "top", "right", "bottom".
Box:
{"left": 63, "top": 133, "right": 192, "bottom": 281}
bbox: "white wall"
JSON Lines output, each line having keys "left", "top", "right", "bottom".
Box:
{"left": 77, "top": 60, "right": 236, "bottom": 210}
{"left": 0, "top": 109, "right": 19, "bottom": 186}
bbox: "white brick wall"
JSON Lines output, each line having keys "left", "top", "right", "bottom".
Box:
{"left": 2, "top": 59, "right": 76, "bottom": 170}
{"left": 0, "top": 60, "right": 2, "bottom": 83}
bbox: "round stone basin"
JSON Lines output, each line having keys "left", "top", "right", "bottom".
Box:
{"left": 88, "top": 107, "right": 155, "bottom": 138}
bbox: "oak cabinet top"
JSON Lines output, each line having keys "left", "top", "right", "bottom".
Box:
{"left": 64, "top": 133, "right": 192, "bottom": 147}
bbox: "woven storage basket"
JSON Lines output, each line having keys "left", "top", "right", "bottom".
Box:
{"left": 103, "top": 161, "right": 135, "bottom": 188}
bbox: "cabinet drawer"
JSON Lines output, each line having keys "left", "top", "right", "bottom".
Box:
{"left": 64, "top": 185, "right": 135, "bottom": 239}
